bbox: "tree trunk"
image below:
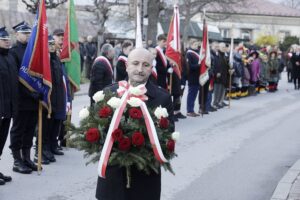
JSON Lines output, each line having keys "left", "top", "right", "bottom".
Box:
{"left": 146, "top": 0, "right": 161, "bottom": 44}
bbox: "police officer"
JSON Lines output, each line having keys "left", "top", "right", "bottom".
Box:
{"left": 9, "top": 21, "right": 38, "bottom": 173}
{"left": 0, "top": 26, "right": 15, "bottom": 185}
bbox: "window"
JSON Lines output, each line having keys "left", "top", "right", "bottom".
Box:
{"left": 220, "top": 28, "right": 230, "bottom": 38}
{"left": 279, "top": 31, "right": 291, "bottom": 42}
{"left": 240, "top": 29, "right": 252, "bottom": 40}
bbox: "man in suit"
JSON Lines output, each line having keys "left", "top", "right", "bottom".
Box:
{"left": 155, "top": 34, "right": 169, "bottom": 89}
{"left": 9, "top": 21, "right": 37, "bottom": 174}
{"left": 0, "top": 26, "right": 15, "bottom": 185}
{"left": 89, "top": 43, "right": 115, "bottom": 106}
{"left": 95, "top": 48, "right": 174, "bottom": 200}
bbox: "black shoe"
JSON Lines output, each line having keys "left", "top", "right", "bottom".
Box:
{"left": 51, "top": 148, "right": 64, "bottom": 156}
{"left": 12, "top": 151, "right": 32, "bottom": 174}
{"left": 222, "top": 102, "right": 229, "bottom": 107}
{"left": 0, "top": 173, "right": 12, "bottom": 182}
{"left": 174, "top": 112, "right": 187, "bottom": 119}
{"left": 173, "top": 116, "right": 179, "bottom": 122}
{"left": 209, "top": 107, "right": 217, "bottom": 112}
{"left": 34, "top": 154, "right": 50, "bottom": 165}
{"left": 22, "top": 149, "right": 38, "bottom": 171}
{"left": 0, "top": 179, "right": 5, "bottom": 185}
{"left": 57, "top": 146, "right": 63, "bottom": 151}
{"left": 43, "top": 150, "right": 56, "bottom": 162}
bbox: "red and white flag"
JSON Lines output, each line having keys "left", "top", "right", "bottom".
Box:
{"left": 199, "top": 18, "right": 211, "bottom": 86}
{"left": 165, "top": 4, "right": 181, "bottom": 79}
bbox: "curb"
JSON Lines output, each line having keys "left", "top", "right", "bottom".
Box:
{"left": 271, "top": 160, "right": 300, "bottom": 200}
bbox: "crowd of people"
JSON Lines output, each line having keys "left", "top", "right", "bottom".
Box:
{"left": 1, "top": 20, "right": 300, "bottom": 187}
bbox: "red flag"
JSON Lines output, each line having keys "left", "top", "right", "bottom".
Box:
{"left": 165, "top": 4, "right": 181, "bottom": 79}
{"left": 199, "top": 18, "right": 211, "bottom": 86}
{"left": 19, "top": 0, "right": 52, "bottom": 113}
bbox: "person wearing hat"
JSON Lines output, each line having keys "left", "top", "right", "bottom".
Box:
{"left": 34, "top": 35, "right": 66, "bottom": 165}
{"left": 249, "top": 50, "right": 261, "bottom": 94}
{"left": 267, "top": 51, "right": 280, "bottom": 92}
{"left": 9, "top": 21, "right": 37, "bottom": 174}
{"left": 0, "top": 26, "right": 17, "bottom": 185}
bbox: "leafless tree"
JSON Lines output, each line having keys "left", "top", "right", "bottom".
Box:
{"left": 85, "top": 0, "right": 130, "bottom": 52}
{"left": 280, "top": 0, "right": 300, "bottom": 9}
{"left": 146, "top": 0, "right": 165, "bottom": 43}
{"left": 177, "top": 0, "right": 246, "bottom": 42}
{"left": 21, "top": 0, "right": 68, "bottom": 13}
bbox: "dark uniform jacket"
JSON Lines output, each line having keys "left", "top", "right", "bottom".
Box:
{"left": 0, "top": 47, "right": 18, "bottom": 118}
{"left": 96, "top": 80, "right": 174, "bottom": 200}
{"left": 49, "top": 52, "right": 65, "bottom": 117}
{"left": 290, "top": 53, "right": 300, "bottom": 79}
{"left": 214, "top": 51, "right": 229, "bottom": 86}
{"left": 9, "top": 41, "right": 39, "bottom": 111}
{"left": 88, "top": 56, "right": 113, "bottom": 97}
{"left": 186, "top": 48, "right": 200, "bottom": 86}
{"left": 155, "top": 46, "right": 169, "bottom": 89}
{"left": 116, "top": 53, "right": 128, "bottom": 81}
{"left": 85, "top": 42, "right": 97, "bottom": 62}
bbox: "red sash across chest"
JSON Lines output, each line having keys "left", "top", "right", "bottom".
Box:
{"left": 94, "top": 56, "right": 113, "bottom": 75}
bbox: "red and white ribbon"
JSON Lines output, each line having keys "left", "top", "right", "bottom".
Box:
{"left": 97, "top": 81, "right": 168, "bottom": 178}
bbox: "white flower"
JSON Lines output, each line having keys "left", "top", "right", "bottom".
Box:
{"left": 154, "top": 106, "right": 169, "bottom": 119}
{"left": 129, "top": 85, "right": 147, "bottom": 96}
{"left": 92, "top": 91, "right": 105, "bottom": 103}
{"left": 107, "top": 97, "right": 122, "bottom": 109}
{"left": 171, "top": 132, "right": 180, "bottom": 141}
{"left": 127, "top": 97, "right": 143, "bottom": 107}
{"left": 79, "top": 107, "right": 89, "bottom": 120}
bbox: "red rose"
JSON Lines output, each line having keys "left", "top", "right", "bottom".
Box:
{"left": 85, "top": 128, "right": 100, "bottom": 143}
{"left": 159, "top": 117, "right": 169, "bottom": 129}
{"left": 98, "top": 106, "right": 113, "bottom": 118}
{"left": 112, "top": 128, "right": 123, "bottom": 142}
{"left": 118, "top": 137, "right": 131, "bottom": 151}
{"left": 131, "top": 131, "right": 145, "bottom": 147}
{"left": 128, "top": 108, "right": 143, "bottom": 119}
{"left": 166, "top": 139, "right": 175, "bottom": 152}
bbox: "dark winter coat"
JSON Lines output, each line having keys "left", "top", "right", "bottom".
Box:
{"left": 49, "top": 52, "right": 66, "bottom": 118}
{"left": 0, "top": 47, "right": 18, "bottom": 118}
{"left": 116, "top": 53, "right": 128, "bottom": 81}
{"left": 9, "top": 41, "right": 39, "bottom": 111}
{"left": 88, "top": 56, "right": 113, "bottom": 97}
{"left": 290, "top": 53, "right": 300, "bottom": 79}
{"left": 96, "top": 80, "right": 174, "bottom": 200}
{"left": 85, "top": 42, "right": 97, "bottom": 61}
{"left": 186, "top": 48, "right": 200, "bottom": 86}
{"left": 155, "top": 47, "right": 169, "bottom": 89}
{"left": 214, "top": 51, "right": 229, "bottom": 86}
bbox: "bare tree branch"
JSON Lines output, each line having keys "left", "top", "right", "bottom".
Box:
{"left": 21, "top": 0, "right": 68, "bottom": 14}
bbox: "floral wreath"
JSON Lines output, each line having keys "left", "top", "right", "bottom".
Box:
{"left": 67, "top": 81, "right": 179, "bottom": 187}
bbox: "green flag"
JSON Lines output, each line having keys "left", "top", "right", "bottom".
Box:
{"left": 61, "top": 0, "right": 81, "bottom": 92}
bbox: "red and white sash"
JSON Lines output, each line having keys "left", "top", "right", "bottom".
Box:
{"left": 97, "top": 81, "right": 168, "bottom": 178}
{"left": 156, "top": 46, "right": 168, "bottom": 68}
{"left": 187, "top": 49, "right": 200, "bottom": 60}
{"left": 94, "top": 56, "right": 113, "bottom": 75}
{"left": 117, "top": 55, "right": 127, "bottom": 63}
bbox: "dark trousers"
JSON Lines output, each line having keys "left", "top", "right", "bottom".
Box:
{"left": 10, "top": 110, "right": 38, "bottom": 151}
{"left": 0, "top": 118, "right": 11, "bottom": 156}
{"left": 287, "top": 70, "right": 292, "bottom": 82}
{"left": 187, "top": 85, "right": 199, "bottom": 113}
{"left": 206, "top": 90, "right": 213, "bottom": 111}
{"left": 85, "top": 59, "right": 93, "bottom": 80}
{"left": 172, "top": 94, "right": 181, "bottom": 112}
{"left": 198, "top": 81, "right": 209, "bottom": 112}
{"left": 96, "top": 166, "right": 161, "bottom": 200}
{"left": 39, "top": 112, "right": 62, "bottom": 150}
{"left": 294, "top": 78, "right": 300, "bottom": 89}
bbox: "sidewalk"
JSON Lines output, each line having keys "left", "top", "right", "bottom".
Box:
{"left": 74, "top": 82, "right": 89, "bottom": 96}
{"left": 271, "top": 160, "right": 300, "bottom": 200}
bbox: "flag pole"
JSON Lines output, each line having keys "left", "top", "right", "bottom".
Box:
{"left": 201, "top": 9, "right": 206, "bottom": 117}
{"left": 37, "top": 101, "right": 43, "bottom": 175}
{"left": 228, "top": 25, "right": 234, "bottom": 109}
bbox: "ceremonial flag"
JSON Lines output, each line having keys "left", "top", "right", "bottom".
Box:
{"left": 135, "top": 3, "right": 143, "bottom": 48}
{"left": 61, "top": 0, "right": 81, "bottom": 92}
{"left": 165, "top": 4, "right": 181, "bottom": 79}
{"left": 19, "top": 0, "right": 52, "bottom": 113}
{"left": 199, "top": 17, "right": 211, "bottom": 86}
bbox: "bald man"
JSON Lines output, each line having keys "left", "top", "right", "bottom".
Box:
{"left": 96, "top": 48, "right": 174, "bottom": 200}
